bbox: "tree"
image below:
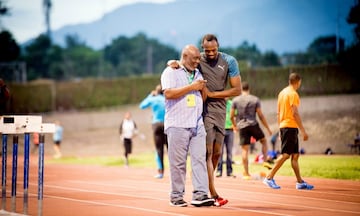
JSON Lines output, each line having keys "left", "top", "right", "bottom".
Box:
{"left": 24, "top": 34, "right": 54, "bottom": 79}
{"left": 61, "top": 34, "right": 102, "bottom": 79}
{"left": 31, "top": 34, "right": 103, "bottom": 80}
{"left": 0, "top": 30, "right": 21, "bottom": 81}
{"left": 260, "top": 51, "right": 281, "bottom": 67}
{"left": 65, "top": 34, "right": 86, "bottom": 49}
{"left": 0, "top": 0, "right": 10, "bottom": 29}
{"left": 0, "top": 30, "right": 20, "bottom": 62}
{"left": 347, "top": 0, "right": 360, "bottom": 43}
{"left": 104, "top": 32, "right": 178, "bottom": 76}
{"left": 0, "top": 0, "right": 9, "bottom": 16}
{"left": 338, "top": 0, "right": 360, "bottom": 80}
{"left": 43, "top": 0, "right": 52, "bottom": 38}
{"left": 221, "top": 41, "right": 263, "bottom": 68}
{"left": 307, "top": 35, "right": 344, "bottom": 64}
{"left": 281, "top": 35, "right": 344, "bottom": 66}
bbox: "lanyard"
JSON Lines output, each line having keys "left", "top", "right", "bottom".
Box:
{"left": 183, "top": 67, "right": 195, "bottom": 84}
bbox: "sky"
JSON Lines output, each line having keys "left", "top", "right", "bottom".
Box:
{"left": 1, "top": 0, "right": 175, "bottom": 43}
{"left": 1, "top": 0, "right": 356, "bottom": 54}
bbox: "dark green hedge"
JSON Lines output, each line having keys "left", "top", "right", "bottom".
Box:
{"left": 8, "top": 81, "right": 54, "bottom": 113}
{"left": 55, "top": 76, "right": 160, "bottom": 110}
{"left": 241, "top": 64, "right": 358, "bottom": 98}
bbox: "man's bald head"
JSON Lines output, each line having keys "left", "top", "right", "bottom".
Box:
{"left": 180, "top": 45, "right": 201, "bottom": 72}
{"left": 182, "top": 45, "right": 199, "bottom": 57}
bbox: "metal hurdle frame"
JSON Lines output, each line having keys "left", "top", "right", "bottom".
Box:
{"left": 0, "top": 115, "right": 55, "bottom": 216}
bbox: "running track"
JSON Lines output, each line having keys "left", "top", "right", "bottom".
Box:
{"left": 1, "top": 157, "right": 360, "bottom": 216}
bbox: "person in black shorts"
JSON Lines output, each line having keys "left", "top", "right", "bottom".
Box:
{"left": 119, "top": 112, "right": 138, "bottom": 167}
{"left": 230, "top": 81, "right": 272, "bottom": 179}
{"left": 263, "top": 72, "right": 313, "bottom": 190}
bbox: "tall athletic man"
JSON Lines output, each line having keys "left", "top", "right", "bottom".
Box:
{"left": 263, "top": 72, "right": 313, "bottom": 190}
{"left": 200, "top": 34, "right": 241, "bottom": 206}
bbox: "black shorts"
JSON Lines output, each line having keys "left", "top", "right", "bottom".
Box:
{"left": 54, "top": 141, "right": 61, "bottom": 146}
{"left": 239, "top": 124, "right": 265, "bottom": 145}
{"left": 280, "top": 128, "right": 299, "bottom": 154}
{"left": 124, "top": 138, "right": 132, "bottom": 155}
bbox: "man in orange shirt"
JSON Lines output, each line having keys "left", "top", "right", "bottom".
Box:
{"left": 263, "top": 72, "right": 313, "bottom": 190}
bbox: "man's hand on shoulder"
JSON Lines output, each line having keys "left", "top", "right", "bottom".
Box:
{"left": 167, "top": 60, "right": 180, "bottom": 69}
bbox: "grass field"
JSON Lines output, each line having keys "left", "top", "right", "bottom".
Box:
{"left": 48, "top": 153, "right": 360, "bottom": 181}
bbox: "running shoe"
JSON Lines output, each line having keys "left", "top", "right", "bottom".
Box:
{"left": 227, "top": 173, "right": 236, "bottom": 178}
{"left": 154, "top": 174, "right": 163, "bottom": 179}
{"left": 263, "top": 178, "right": 281, "bottom": 189}
{"left": 213, "top": 196, "right": 228, "bottom": 207}
{"left": 296, "top": 181, "right": 314, "bottom": 190}
{"left": 263, "top": 162, "right": 273, "bottom": 170}
{"left": 242, "top": 175, "right": 251, "bottom": 180}
{"left": 191, "top": 195, "right": 215, "bottom": 207}
{"left": 170, "top": 199, "right": 187, "bottom": 207}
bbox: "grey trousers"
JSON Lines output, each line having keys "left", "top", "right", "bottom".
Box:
{"left": 167, "top": 125, "right": 209, "bottom": 201}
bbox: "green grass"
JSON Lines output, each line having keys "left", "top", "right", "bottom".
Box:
{"left": 48, "top": 153, "right": 360, "bottom": 181}
{"left": 231, "top": 154, "right": 360, "bottom": 181}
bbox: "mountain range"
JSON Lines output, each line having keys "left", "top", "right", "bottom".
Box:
{"left": 50, "top": 0, "right": 355, "bottom": 54}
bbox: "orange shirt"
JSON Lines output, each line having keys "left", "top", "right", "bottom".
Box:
{"left": 277, "top": 86, "right": 300, "bottom": 129}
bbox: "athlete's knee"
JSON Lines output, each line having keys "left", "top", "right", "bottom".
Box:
{"left": 213, "top": 150, "right": 221, "bottom": 159}
{"left": 291, "top": 153, "right": 299, "bottom": 160}
{"left": 260, "top": 138, "right": 267, "bottom": 145}
{"left": 282, "top": 153, "right": 290, "bottom": 160}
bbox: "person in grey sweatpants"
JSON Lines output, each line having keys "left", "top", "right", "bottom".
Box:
{"left": 161, "top": 44, "right": 214, "bottom": 207}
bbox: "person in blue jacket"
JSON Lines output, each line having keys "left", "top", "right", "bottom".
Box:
{"left": 139, "top": 84, "right": 168, "bottom": 178}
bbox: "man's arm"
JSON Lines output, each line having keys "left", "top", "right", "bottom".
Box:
{"left": 207, "top": 76, "right": 242, "bottom": 98}
{"left": 164, "top": 80, "right": 207, "bottom": 99}
{"left": 200, "top": 87, "right": 208, "bottom": 101}
{"left": 256, "top": 107, "right": 272, "bottom": 136}
{"left": 167, "top": 60, "right": 180, "bottom": 69}
{"left": 139, "top": 94, "right": 153, "bottom": 109}
{"left": 119, "top": 121, "right": 123, "bottom": 135}
{"left": 207, "top": 54, "right": 242, "bottom": 98}
{"left": 291, "top": 105, "right": 308, "bottom": 141}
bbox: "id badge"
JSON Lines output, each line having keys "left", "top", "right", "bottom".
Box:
{"left": 186, "top": 94, "right": 196, "bottom": 107}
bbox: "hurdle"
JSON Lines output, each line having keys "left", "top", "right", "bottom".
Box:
{"left": 0, "top": 115, "right": 55, "bottom": 216}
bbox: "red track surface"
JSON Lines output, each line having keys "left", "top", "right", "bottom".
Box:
{"left": 1, "top": 156, "right": 360, "bottom": 216}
